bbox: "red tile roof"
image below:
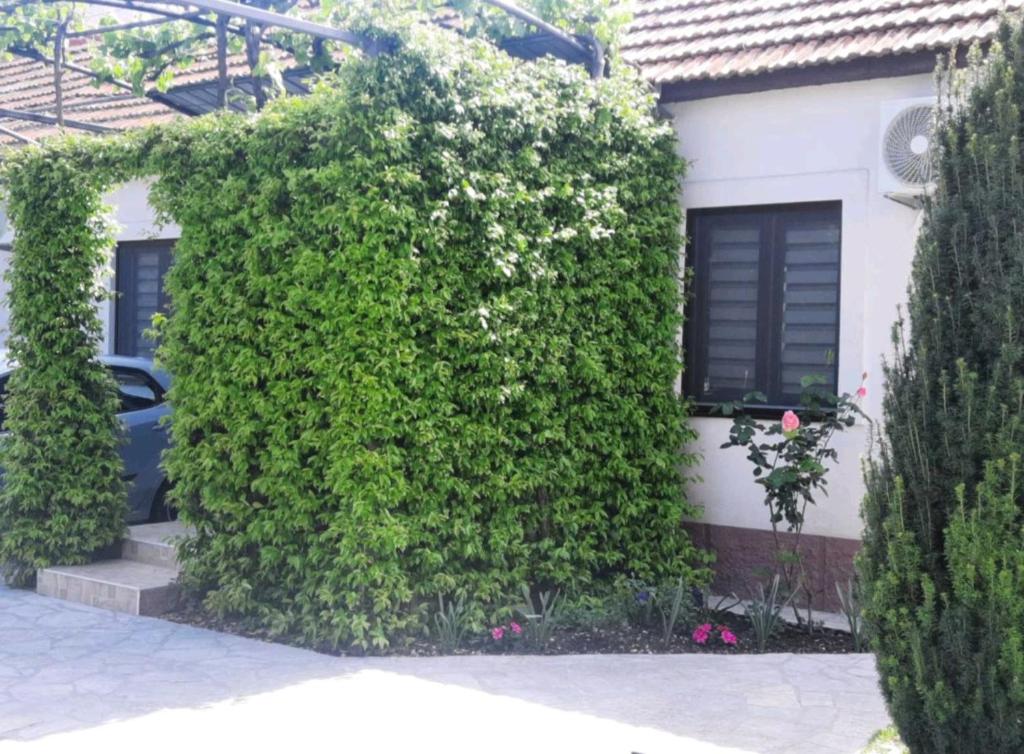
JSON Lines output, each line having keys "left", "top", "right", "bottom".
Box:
{"left": 2, "top": 0, "right": 1022, "bottom": 146}
{"left": 0, "top": 47, "right": 178, "bottom": 144}
{"left": 621, "top": 0, "right": 1024, "bottom": 84}
{"left": 0, "top": 42, "right": 292, "bottom": 146}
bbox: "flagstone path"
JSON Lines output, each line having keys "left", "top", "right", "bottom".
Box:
{"left": 0, "top": 584, "right": 890, "bottom": 753}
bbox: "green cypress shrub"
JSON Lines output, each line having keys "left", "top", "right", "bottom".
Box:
{"left": 142, "top": 29, "right": 705, "bottom": 649}
{"left": 0, "top": 141, "right": 127, "bottom": 585}
{"left": 860, "top": 22, "right": 1024, "bottom": 752}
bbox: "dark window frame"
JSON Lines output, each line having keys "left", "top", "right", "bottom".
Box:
{"left": 115, "top": 239, "right": 174, "bottom": 358}
{"left": 684, "top": 201, "right": 842, "bottom": 413}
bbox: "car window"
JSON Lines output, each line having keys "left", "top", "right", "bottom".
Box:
{"left": 111, "top": 368, "right": 163, "bottom": 413}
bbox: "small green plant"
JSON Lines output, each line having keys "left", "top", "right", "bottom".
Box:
{"left": 835, "top": 578, "right": 864, "bottom": 652}
{"left": 746, "top": 574, "right": 793, "bottom": 652}
{"left": 432, "top": 594, "right": 472, "bottom": 653}
{"left": 655, "top": 576, "right": 694, "bottom": 645}
{"left": 516, "top": 586, "right": 563, "bottom": 651}
{"left": 863, "top": 727, "right": 908, "bottom": 754}
{"left": 621, "top": 578, "right": 657, "bottom": 628}
{"left": 719, "top": 375, "right": 866, "bottom": 628}
{"left": 695, "top": 586, "right": 741, "bottom": 625}
{"left": 558, "top": 592, "right": 625, "bottom": 631}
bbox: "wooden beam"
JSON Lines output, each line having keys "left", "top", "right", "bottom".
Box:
{"left": 479, "top": 0, "right": 603, "bottom": 77}
{"left": 0, "top": 0, "right": 124, "bottom": 14}
{"left": 54, "top": 56, "right": 134, "bottom": 92}
{"left": 42, "top": 1, "right": 297, "bottom": 63}
{"left": 216, "top": 14, "right": 228, "bottom": 108}
{"left": 8, "top": 46, "right": 135, "bottom": 92}
{"left": 587, "top": 34, "right": 603, "bottom": 79}
{"left": 139, "top": 31, "right": 214, "bottom": 60}
{"left": 0, "top": 108, "right": 119, "bottom": 134}
{"left": 118, "top": 1, "right": 225, "bottom": 29}
{"left": 53, "top": 18, "right": 66, "bottom": 127}
{"left": 0, "top": 124, "right": 38, "bottom": 145}
{"left": 133, "top": 0, "right": 383, "bottom": 54}
{"left": 66, "top": 14, "right": 204, "bottom": 37}
{"left": 0, "top": 0, "right": 237, "bottom": 38}
{"left": 479, "top": 0, "right": 588, "bottom": 57}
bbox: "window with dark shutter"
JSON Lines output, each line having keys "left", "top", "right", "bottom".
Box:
{"left": 685, "top": 202, "right": 841, "bottom": 408}
{"left": 704, "top": 214, "right": 761, "bottom": 396}
{"left": 115, "top": 240, "right": 174, "bottom": 358}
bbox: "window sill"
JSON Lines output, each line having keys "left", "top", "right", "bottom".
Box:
{"left": 688, "top": 402, "right": 831, "bottom": 420}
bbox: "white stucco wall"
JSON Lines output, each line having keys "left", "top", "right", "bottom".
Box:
{"left": 0, "top": 179, "right": 175, "bottom": 355}
{"left": 0, "top": 75, "right": 931, "bottom": 542}
{"left": 0, "top": 208, "right": 13, "bottom": 346}
{"left": 669, "top": 73, "right": 934, "bottom": 540}
{"left": 97, "top": 179, "right": 180, "bottom": 354}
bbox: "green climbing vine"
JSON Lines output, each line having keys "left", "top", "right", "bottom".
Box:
{"left": 0, "top": 138, "right": 132, "bottom": 584}
{"left": 0, "top": 24, "right": 705, "bottom": 648}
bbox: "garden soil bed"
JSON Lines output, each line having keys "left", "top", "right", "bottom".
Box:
{"left": 164, "top": 601, "right": 856, "bottom": 657}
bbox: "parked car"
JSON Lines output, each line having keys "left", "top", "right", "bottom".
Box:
{"left": 0, "top": 355, "right": 173, "bottom": 523}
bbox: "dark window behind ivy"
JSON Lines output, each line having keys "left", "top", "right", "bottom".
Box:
{"left": 115, "top": 240, "right": 173, "bottom": 358}
{"left": 685, "top": 202, "right": 841, "bottom": 408}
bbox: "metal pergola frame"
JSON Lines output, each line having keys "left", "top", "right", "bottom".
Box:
{"left": 0, "top": 0, "right": 603, "bottom": 144}
{"left": 0, "top": 106, "right": 120, "bottom": 133}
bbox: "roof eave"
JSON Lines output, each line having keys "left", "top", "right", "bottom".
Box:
{"left": 657, "top": 47, "right": 972, "bottom": 103}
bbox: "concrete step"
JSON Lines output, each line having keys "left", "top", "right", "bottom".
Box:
{"left": 121, "top": 521, "right": 186, "bottom": 571}
{"left": 34, "top": 520, "right": 188, "bottom": 617}
{"left": 36, "top": 560, "right": 180, "bottom": 616}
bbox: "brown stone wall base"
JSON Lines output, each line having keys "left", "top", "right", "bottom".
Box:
{"left": 684, "top": 522, "right": 861, "bottom": 613}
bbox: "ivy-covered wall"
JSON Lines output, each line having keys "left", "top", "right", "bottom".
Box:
{"left": 1, "top": 27, "right": 703, "bottom": 648}
{"left": 0, "top": 141, "right": 128, "bottom": 585}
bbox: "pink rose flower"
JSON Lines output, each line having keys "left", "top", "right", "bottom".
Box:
{"left": 781, "top": 410, "right": 800, "bottom": 433}
{"left": 510, "top": 622, "right": 522, "bottom": 635}
{"left": 721, "top": 629, "right": 738, "bottom": 646}
{"left": 692, "top": 623, "right": 712, "bottom": 645}
{"left": 491, "top": 626, "right": 504, "bottom": 641}
{"left": 856, "top": 386, "right": 867, "bottom": 398}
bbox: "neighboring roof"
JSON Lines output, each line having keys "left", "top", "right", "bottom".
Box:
{"left": 4, "top": 0, "right": 1024, "bottom": 143}
{"left": 0, "top": 41, "right": 304, "bottom": 146}
{"left": 0, "top": 45, "right": 178, "bottom": 145}
{"left": 621, "top": 0, "right": 1024, "bottom": 93}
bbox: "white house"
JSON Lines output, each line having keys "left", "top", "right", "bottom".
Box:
{"left": 0, "top": 0, "right": 1018, "bottom": 608}
{"left": 622, "top": 0, "right": 1019, "bottom": 607}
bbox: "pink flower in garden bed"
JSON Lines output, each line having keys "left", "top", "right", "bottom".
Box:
{"left": 781, "top": 410, "right": 800, "bottom": 433}
{"left": 491, "top": 626, "right": 504, "bottom": 641}
{"left": 692, "top": 623, "right": 738, "bottom": 647}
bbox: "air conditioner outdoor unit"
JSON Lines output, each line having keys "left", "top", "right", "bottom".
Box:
{"left": 878, "top": 97, "right": 937, "bottom": 208}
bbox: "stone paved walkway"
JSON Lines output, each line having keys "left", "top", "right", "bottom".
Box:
{"left": 0, "top": 585, "right": 890, "bottom": 753}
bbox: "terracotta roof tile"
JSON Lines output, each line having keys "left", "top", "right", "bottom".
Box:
{"left": 622, "top": 0, "right": 1024, "bottom": 84}
{"left": 0, "top": 42, "right": 294, "bottom": 147}
{"left": 4, "top": 1, "right": 1022, "bottom": 144}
